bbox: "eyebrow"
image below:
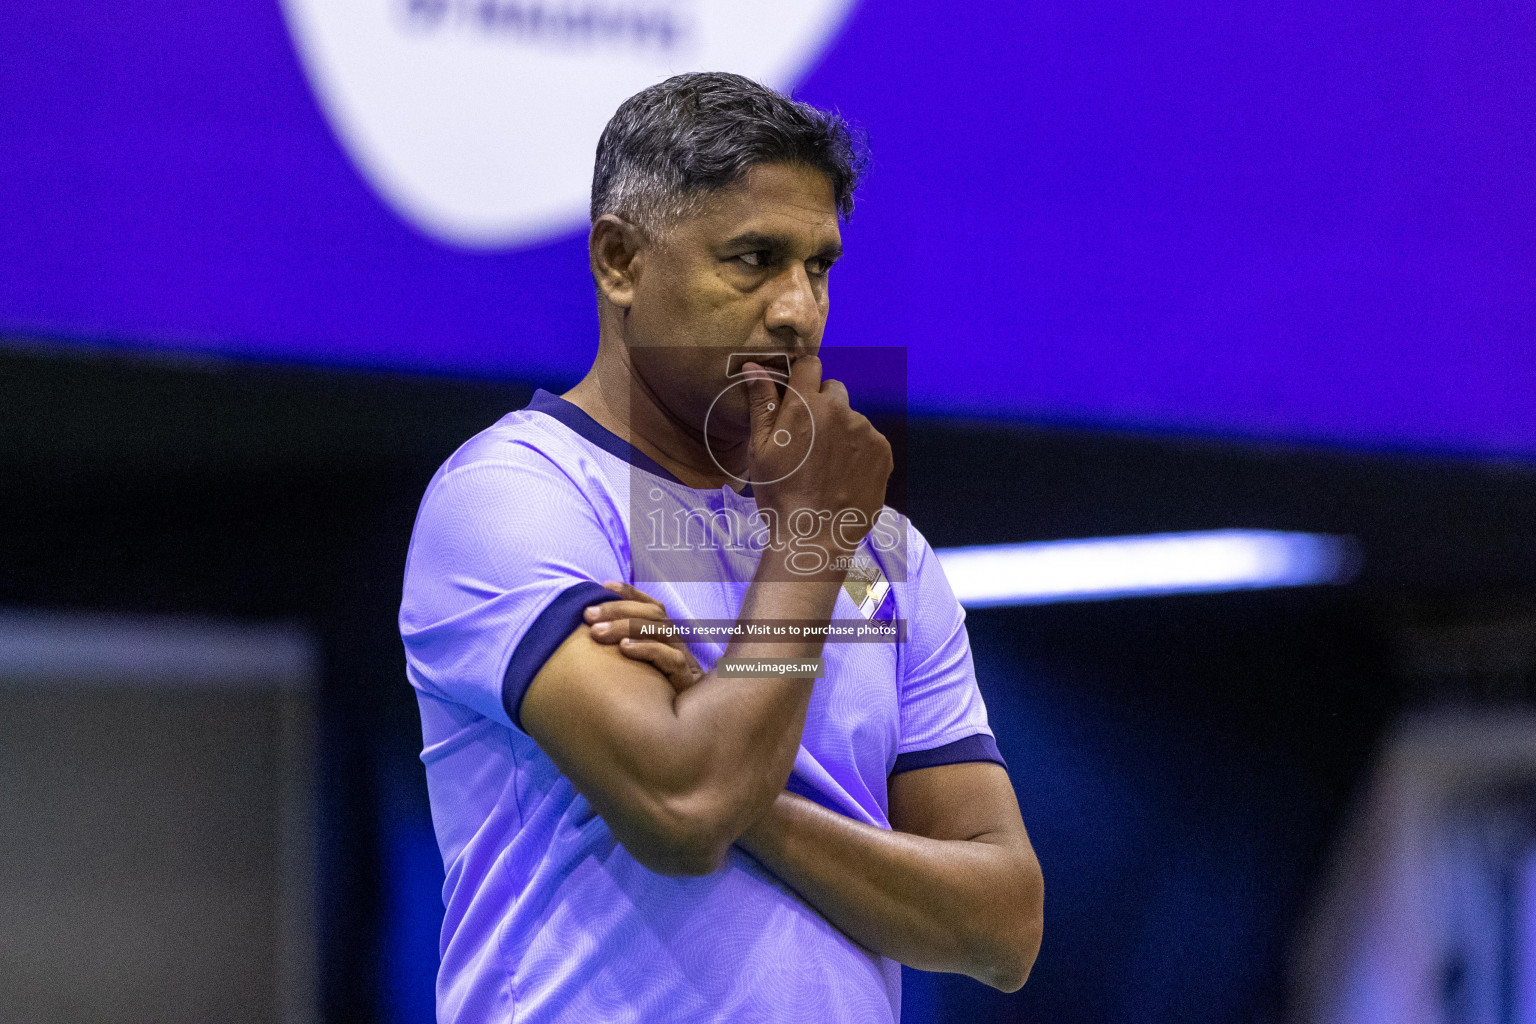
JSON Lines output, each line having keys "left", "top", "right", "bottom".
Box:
{"left": 722, "top": 231, "right": 843, "bottom": 261}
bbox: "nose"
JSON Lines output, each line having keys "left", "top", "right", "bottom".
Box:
{"left": 762, "top": 262, "right": 823, "bottom": 351}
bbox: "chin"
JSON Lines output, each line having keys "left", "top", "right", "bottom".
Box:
{"left": 700, "top": 386, "right": 752, "bottom": 442}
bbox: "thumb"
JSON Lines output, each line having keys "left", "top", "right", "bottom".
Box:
{"left": 740, "top": 362, "right": 779, "bottom": 452}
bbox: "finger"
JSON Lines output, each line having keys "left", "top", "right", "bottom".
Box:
{"left": 587, "top": 617, "right": 686, "bottom": 645}
{"left": 600, "top": 581, "right": 665, "bottom": 609}
{"left": 619, "top": 640, "right": 704, "bottom": 695}
{"left": 787, "top": 353, "right": 823, "bottom": 397}
{"left": 789, "top": 354, "right": 823, "bottom": 392}
{"left": 818, "top": 378, "right": 849, "bottom": 407}
{"left": 740, "top": 362, "right": 780, "bottom": 452}
{"left": 585, "top": 599, "right": 667, "bottom": 626}
{"left": 617, "top": 638, "right": 695, "bottom": 676}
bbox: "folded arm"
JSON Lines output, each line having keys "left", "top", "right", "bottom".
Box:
{"left": 519, "top": 564, "right": 844, "bottom": 877}
{"left": 579, "top": 584, "right": 1045, "bottom": 988}
{"left": 736, "top": 760, "right": 1044, "bottom": 993}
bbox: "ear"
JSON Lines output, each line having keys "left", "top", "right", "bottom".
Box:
{"left": 590, "top": 214, "right": 646, "bottom": 309}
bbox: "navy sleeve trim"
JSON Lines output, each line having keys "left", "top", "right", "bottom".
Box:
{"left": 890, "top": 734, "right": 1008, "bottom": 775}
{"left": 501, "top": 581, "right": 623, "bottom": 733}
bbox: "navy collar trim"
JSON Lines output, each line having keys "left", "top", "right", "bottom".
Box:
{"left": 525, "top": 389, "right": 753, "bottom": 497}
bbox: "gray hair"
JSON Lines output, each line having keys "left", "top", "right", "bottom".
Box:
{"left": 590, "top": 71, "right": 866, "bottom": 234}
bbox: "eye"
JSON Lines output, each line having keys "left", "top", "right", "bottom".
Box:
{"left": 737, "top": 251, "right": 770, "bottom": 268}
{"left": 808, "top": 257, "right": 836, "bottom": 277}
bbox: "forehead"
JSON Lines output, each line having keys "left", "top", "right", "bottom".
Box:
{"left": 684, "top": 163, "right": 841, "bottom": 246}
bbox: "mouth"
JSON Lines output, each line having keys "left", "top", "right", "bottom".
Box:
{"left": 725, "top": 351, "right": 792, "bottom": 381}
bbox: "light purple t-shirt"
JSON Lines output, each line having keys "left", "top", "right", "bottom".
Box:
{"left": 398, "top": 389, "right": 1005, "bottom": 1023}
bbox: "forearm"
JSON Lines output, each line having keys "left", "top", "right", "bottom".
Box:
{"left": 736, "top": 792, "right": 1043, "bottom": 991}
{"left": 651, "top": 553, "right": 847, "bottom": 847}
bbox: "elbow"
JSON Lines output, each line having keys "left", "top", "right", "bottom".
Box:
{"left": 980, "top": 856, "right": 1045, "bottom": 993}
{"left": 606, "top": 754, "right": 785, "bottom": 877}
{"left": 983, "top": 909, "right": 1043, "bottom": 994}
{"left": 618, "top": 789, "right": 740, "bottom": 878}
{"left": 988, "top": 967, "right": 1032, "bottom": 996}
{"left": 985, "top": 936, "right": 1040, "bottom": 994}
{"left": 628, "top": 831, "right": 730, "bottom": 878}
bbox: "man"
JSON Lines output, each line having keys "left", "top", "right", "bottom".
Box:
{"left": 399, "top": 71, "right": 1043, "bottom": 1023}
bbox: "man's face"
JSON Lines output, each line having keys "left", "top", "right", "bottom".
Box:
{"left": 622, "top": 161, "right": 843, "bottom": 446}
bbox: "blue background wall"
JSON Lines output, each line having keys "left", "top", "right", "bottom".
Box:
{"left": 5, "top": 1, "right": 1534, "bottom": 454}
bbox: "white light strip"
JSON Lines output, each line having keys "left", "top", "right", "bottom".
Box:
{"left": 935, "top": 530, "right": 1357, "bottom": 608}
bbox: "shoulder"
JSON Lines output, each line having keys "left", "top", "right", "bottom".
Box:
{"left": 403, "top": 408, "right": 631, "bottom": 582}
{"left": 417, "top": 407, "right": 613, "bottom": 515}
{"left": 865, "top": 508, "right": 942, "bottom": 590}
{"left": 434, "top": 408, "right": 587, "bottom": 484}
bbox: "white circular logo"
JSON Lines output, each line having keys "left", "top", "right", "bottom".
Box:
{"left": 702, "top": 377, "right": 816, "bottom": 487}
{"left": 280, "top": 0, "right": 858, "bottom": 249}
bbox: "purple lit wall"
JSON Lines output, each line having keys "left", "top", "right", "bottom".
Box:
{"left": 3, "top": 2, "right": 1533, "bottom": 454}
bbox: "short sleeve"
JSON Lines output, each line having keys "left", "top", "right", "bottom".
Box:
{"left": 399, "top": 445, "right": 626, "bottom": 735}
{"left": 890, "top": 523, "right": 1007, "bottom": 775}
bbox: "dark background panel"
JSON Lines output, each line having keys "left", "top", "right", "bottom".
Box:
{"left": 4, "top": 342, "right": 1533, "bottom": 1022}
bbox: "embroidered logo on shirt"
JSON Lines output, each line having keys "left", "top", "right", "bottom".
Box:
{"left": 843, "top": 562, "right": 896, "bottom": 622}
